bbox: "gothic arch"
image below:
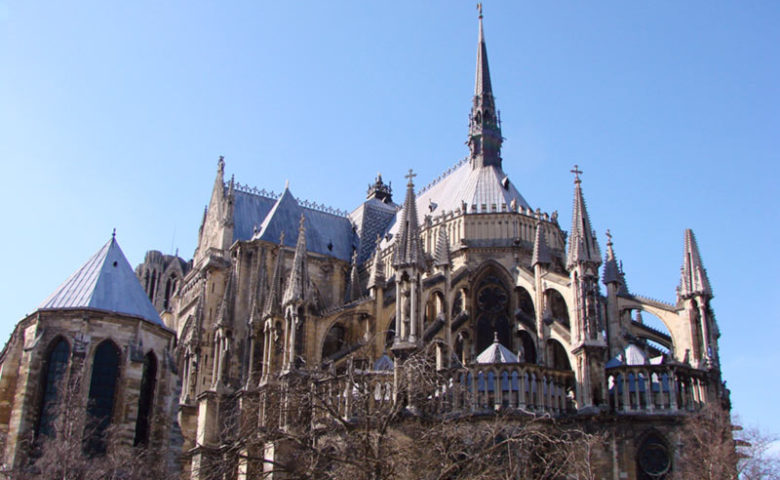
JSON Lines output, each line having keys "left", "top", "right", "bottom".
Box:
{"left": 517, "top": 330, "right": 537, "bottom": 364}
{"left": 544, "top": 288, "right": 570, "bottom": 328}
{"left": 472, "top": 263, "right": 514, "bottom": 353}
{"left": 85, "top": 339, "right": 122, "bottom": 455}
{"left": 516, "top": 286, "right": 535, "bottom": 329}
{"left": 35, "top": 336, "right": 71, "bottom": 438}
{"left": 321, "top": 323, "right": 347, "bottom": 362}
{"left": 547, "top": 339, "right": 572, "bottom": 371}
{"left": 133, "top": 351, "right": 157, "bottom": 446}
{"left": 423, "top": 289, "right": 446, "bottom": 333}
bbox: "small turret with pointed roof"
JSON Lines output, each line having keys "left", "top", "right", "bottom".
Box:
{"left": 283, "top": 214, "right": 311, "bottom": 307}
{"left": 566, "top": 165, "right": 601, "bottom": 269}
{"left": 264, "top": 232, "right": 285, "bottom": 318}
{"left": 367, "top": 238, "right": 385, "bottom": 290}
{"left": 602, "top": 230, "right": 620, "bottom": 285}
{"left": 392, "top": 170, "right": 426, "bottom": 271}
{"left": 434, "top": 228, "right": 451, "bottom": 269}
{"left": 531, "top": 220, "right": 552, "bottom": 267}
{"left": 468, "top": 4, "right": 503, "bottom": 170}
{"left": 679, "top": 228, "right": 712, "bottom": 299}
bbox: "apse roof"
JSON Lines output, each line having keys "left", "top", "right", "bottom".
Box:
{"left": 381, "top": 160, "right": 531, "bottom": 250}
{"left": 38, "top": 236, "right": 164, "bottom": 326}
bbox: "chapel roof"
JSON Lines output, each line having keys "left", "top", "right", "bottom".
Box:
{"left": 39, "top": 235, "right": 164, "bottom": 326}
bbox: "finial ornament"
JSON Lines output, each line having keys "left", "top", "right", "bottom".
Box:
{"left": 405, "top": 169, "right": 417, "bottom": 186}
{"left": 477, "top": 2, "right": 483, "bottom": 19}
{"left": 571, "top": 164, "right": 583, "bottom": 184}
{"left": 606, "top": 229, "right": 613, "bottom": 246}
{"left": 112, "top": 228, "right": 116, "bottom": 239}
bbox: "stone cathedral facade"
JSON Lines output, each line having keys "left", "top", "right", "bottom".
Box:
{"left": 0, "top": 11, "right": 728, "bottom": 480}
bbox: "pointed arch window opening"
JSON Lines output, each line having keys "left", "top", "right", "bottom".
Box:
{"left": 84, "top": 340, "right": 121, "bottom": 455}
{"left": 35, "top": 338, "right": 70, "bottom": 439}
{"left": 134, "top": 352, "right": 157, "bottom": 446}
{"left": 475, "top": 275, "right": 511, "bottom": 353}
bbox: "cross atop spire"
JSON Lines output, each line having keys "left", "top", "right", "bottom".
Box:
{"left": 405, "top": 169, "right": 417, "bottom": 186}
{"left": 571, "top": 164, "right": 583, "bottom": 184}
{"left": 477, "top": 2, "right": 483, "bottom": 19}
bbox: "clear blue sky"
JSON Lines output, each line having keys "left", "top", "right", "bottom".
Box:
{"left": 1, "top": 1, "right": 778, "bottom": 434}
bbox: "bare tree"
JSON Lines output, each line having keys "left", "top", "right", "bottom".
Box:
{"left": 735, "top": 422, "right": 780, "bottom": 480}
{"left": 1, "top": 375, "right": 172, "bottom": 480}
{"left": 189, "top": 349, "right": 606, "bottom": 480}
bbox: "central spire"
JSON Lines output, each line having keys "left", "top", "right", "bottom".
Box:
{"left": 468, "top": 5, "right": 503, "bottom": 170}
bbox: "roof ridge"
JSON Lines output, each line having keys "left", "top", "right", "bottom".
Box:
{"left": 417, "top": 157, "right": 469, "bottom": 195}
{"left": 232, "top": 180, "right": 349, "bottom": 218}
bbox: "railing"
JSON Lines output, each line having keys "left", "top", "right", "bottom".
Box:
{"left": 312, "top": 364, "right": 575, "bottom": 421}
{"left": 432, "top": 365, "right": 575, "bottom": 415}
{"left": 605, "top": 364, "right": 711, "bottom": 414}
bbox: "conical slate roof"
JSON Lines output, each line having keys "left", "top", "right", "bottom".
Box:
{"left": 39, "top": 236, "right": 163, "bottom": 326}
{"left": 475, "top": 334, "right": 518, "bottom": 364}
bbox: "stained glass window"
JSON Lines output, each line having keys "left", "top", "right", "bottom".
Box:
{"left": 84, "top": 341, "right": 120, "bottom": 455}
{"left": 36, "top": 338, "right": 70, "bottom": 438}
{"left": 133, "top": 352, "right": 157, "bottom": 446}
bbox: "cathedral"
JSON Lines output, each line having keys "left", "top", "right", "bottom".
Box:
{"left": 0, "top": 9, "right": 729, "bottom": 480}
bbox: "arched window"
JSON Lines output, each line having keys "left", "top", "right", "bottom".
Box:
{"left": 133, "top": 352, "right": 157, "bottom": 446}
{"left": 163, "top": 275, "right": 177, "bottom": 310}
{"left": 84, "top": 341, "right": 120, "bottom": 455}
{"left": 475, "top": 275, "right": 511, "bottom": 353}
{"left": 322, "top": 324, "right": 346, "bottom": 361}
{"left": 36, "top": 338, "right": 70, "bottom": 438}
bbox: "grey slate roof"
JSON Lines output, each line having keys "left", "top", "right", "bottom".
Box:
{"left": 381, "top": 160, "right": 531, "bottom": 251}
{"left": 231, "top": 190, "right": 277, "bottom": 243}
{"left": 475, "top": 335, "right": 518, "bottom": 364}
{"left": 38, "top": 237, "right": 164, "bottom": 326}
{"left": 349, "top": 198, "right": 397, "bottom": 264}
{"left": 250, "top": 187, "right": 354, "bottom": 262}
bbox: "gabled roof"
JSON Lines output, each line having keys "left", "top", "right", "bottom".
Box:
{"left": 39, "top": 236, "right": 164, "bottom": 326}
{"left": 252, "top": 186, "right": 354, "bottom": 262}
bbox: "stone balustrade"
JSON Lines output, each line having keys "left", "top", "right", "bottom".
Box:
{"left": 605, "top": 364, "right": 711, "bottom": 414}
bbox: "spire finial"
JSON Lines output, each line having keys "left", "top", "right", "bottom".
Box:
{"left": 606, "top": 229, "right": 613, "bottom": 247}
{"left": 477, "top": 2, "right": 483, "bottom": 19}
{"left": 571, "top": 164, "right": 583, "bottom": 184}
{"left": 493, "top": 330, "right": 499, "bottom": 343}
{"left": 405, "top": 169, "right": 417, "bottom": 187}
{"left": 112, "top": 228, "right": 116, "bottom": 240}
